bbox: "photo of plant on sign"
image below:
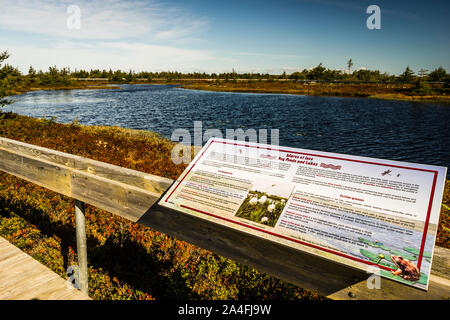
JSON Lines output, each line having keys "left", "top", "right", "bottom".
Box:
{"left": 235, "top": 181, "right": 294, "bottom": 227}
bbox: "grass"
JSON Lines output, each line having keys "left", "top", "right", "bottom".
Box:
{"left": 176, "top": 80, "right": 450, "bottom": 103}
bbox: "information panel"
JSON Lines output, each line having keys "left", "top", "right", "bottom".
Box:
{"left": 160, "top": 138, "right": 447, "bottom": 290}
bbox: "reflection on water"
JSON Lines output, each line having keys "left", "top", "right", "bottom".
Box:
{"left": 5, "top": 84, "right": 450, "bottom": 175}
{"left": 12, "top": 90, "right": 110, "bottom": 105}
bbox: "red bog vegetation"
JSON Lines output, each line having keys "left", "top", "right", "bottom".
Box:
{"left": 0, "top": 113, "right": 327, "bottom": 300}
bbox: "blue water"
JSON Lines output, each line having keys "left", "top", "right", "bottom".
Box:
{"left": 5, "top": 84, "right": 450, "bottom": 174}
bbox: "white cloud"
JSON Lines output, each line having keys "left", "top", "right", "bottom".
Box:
{"left": 238, "top": 52, "right": 304, "bottom": 59}
{"left": 5, "top": 41, "right": 224, "bottom": 72}
{"left": 0, "top": 1, "right": 305, "bottom": 74}
{"left": 0, "top": 0, "right": 208, "bottom": 41}
{"left": 0, "top": 0, "right": 222, "bottom": 72}
{"left": 155, "top": 18, "right": 208, "bottom": 41}
{"left": 281, "top": 66, "right": 303, "bottom": 73}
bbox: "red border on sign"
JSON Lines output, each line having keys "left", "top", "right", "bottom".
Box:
{"left": 165, "top": 139, "right": 438, "bottom": 272}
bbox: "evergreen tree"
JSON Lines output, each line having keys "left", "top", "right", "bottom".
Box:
{"left": 418, "top": 68, "right": 428, "bottom": 78}
{"left": 0, "top": 50, "right": 21, "bottom": 109}
{"left": 398, "top": 66, "right": 415, "bottom": 82}
{"left": 26, "top": 65, "right": 37, "bottom": 84}
{"left": 347, "top": 58, "right": 353, "bottom": 74}
{"left": 428, "top": 67, "right": 448, "bottom": 82}
{"left": 28, "top": 65, "right": 36, "bottom": 76}
{"left": 125, "top": 70, "right": 134, "bottom": 83}
{"left": 307, "top": 63, "right": 326, "bottom": 80}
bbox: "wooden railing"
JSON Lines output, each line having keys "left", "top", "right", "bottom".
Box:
{"left": 0, "top": 136, "right": 449, "bottom": 300}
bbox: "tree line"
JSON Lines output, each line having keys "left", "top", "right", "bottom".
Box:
{"left": 58, "top": 64, "right": 450, "bottom": 83}
{"left": 1, "top": 50, "right": 449, "bottom": 98}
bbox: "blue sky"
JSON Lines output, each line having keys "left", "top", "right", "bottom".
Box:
{"left": 0, "top": 0, "right": 449, "bottom": 75}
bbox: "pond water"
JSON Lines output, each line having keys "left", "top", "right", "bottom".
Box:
{"left": 5, "top": 84, "right": 450, "bottom": 174}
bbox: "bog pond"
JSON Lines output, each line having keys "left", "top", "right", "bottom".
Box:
{"left": 6, "top": 84, "right": 450, "bottom": 174}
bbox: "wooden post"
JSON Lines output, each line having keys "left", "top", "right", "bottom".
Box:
{"left": 75, "top": 199, "right": 89, "bottom": 295}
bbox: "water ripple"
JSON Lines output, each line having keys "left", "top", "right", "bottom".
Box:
{"left": 5, "top": 84, "right": 450, "bottom": 175}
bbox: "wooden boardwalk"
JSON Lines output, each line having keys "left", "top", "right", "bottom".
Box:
{"left": 0, "top": 237, "right": 90, "bottom": 300}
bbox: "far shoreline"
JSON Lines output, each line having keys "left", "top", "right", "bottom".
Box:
{"left": 10, "top": 80, "right": 450, "bottom": 104}
{"left": 11, "top": 83, "right": 121, "bottom": 95}
{"left": 175, "top": 82, "right": 450, "bottom": 104}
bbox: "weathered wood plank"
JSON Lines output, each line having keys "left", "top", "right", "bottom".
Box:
{"left": 0, "top": 143, "right": 169, "bottom": 222}
{"left": 429, "top": 246, "right": 450, "bottom": 280}
{"left": 0, "top": 237, "right": 90, "bottom": 300}
{"left": 0, "top": 137, "right": 173, "bottom": 195}
{"left": 138, "top": 204, "right": 369, "bottom": 295}
{"left": 0, "top": 260, "right": 45, "bottom": 289}
{"left": 0, "top": 136, "right": 449, "bottom": 299}
{"left": 328, "top": 246, "right": 450, "bottom": 299}
{"left": 0, "top": 148, "right": 72, "bottom": 196}
{"left": 327, "top": 274, "right": 450, "bottom": 300}
{"left": 70, "top": 169, "right": 164, "bottom": 222}
{"left": 138, "top": 204, "right": 450, "bottom": 299}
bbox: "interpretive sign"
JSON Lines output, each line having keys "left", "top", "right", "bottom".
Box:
{"left": 160, "top": 138, "right": 447, "bottom": 290}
